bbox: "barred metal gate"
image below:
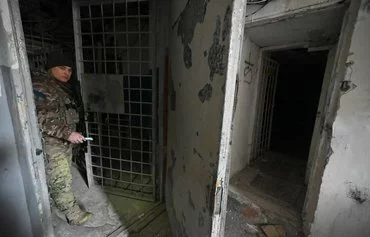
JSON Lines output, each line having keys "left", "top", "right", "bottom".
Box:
{"left": 72, "top": 0, "right": 156, "bottom": 201}
{"left": 252, "top": 57, "right": 279, "bottom": 160}
{"left": 22, "top": 20, "right": 66, "bottom": 71}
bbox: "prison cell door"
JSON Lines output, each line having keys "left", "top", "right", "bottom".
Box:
{"left": 72, "top": 0, "right": 157, "bottom": 202}
{"left": 251, "top": 57, "right": 279, "bottom": 161}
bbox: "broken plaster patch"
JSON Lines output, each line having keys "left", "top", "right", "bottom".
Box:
{"left": 222, "top": 6, "right": 232, "bottom": 42}
{"left": 208, "top": 5, "right": 231, "bottom": 81}
{"left": 198, "top": 83, "right": 213, "bottom": 103}
{"left": 208, "top": 16, "right": 226, "bottom": 81}
{"left": 175, "top": 0, "right": 209, "bottom": 68}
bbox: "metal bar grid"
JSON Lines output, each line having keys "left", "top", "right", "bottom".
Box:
{"left": 252, "top": 57, "right": 279, "bottom": 160}
{"left": 74, "top": 0, "right": 155, "bottom": 201}
{"left": 22, "top": 20, "right": 64, "bottom": 70}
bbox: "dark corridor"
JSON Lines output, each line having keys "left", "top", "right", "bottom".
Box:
{"left": 270, "top": 49, "right": 328, "bottom": 162}
{"left": 246, "top": 49, "right": 329, "bottom": 212}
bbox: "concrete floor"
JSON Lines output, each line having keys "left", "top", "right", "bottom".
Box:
{"left": 52, "top": 165, "right": 156, "bottom": 237}
{"left": 52, "top": 160, "right": 301, "bottom": 237}
{"left": 228, "top": 151, "right": 306, "bottom": 237}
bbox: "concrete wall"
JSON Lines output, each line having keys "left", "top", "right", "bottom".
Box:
{"left": 229, "top": 36, "right": 260, "bottom": 177}
{"left": 166, "top": 0, "right": 233, "bottom": 236}
{"left": 0, "top": 0, "right": 52, "bottom": 236}
{"left": 0, "top": 71, "right": 34, "bottom": 237}
{"left": 309, "top": 1, "right": 370, "bottom": 236}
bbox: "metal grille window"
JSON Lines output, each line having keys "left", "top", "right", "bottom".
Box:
{"left": 73, "top": 0, "right": 156, "bottom": 201}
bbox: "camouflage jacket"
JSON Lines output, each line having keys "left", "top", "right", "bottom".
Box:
{"left": 33, "top": 74, "right": 79, "bottom": 141}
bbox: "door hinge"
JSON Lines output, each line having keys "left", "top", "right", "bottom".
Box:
{"left": 214, "top": 183, "right": 223, "bottom": 215}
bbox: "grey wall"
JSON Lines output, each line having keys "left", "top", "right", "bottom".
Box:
{"left": 0, "top": 4, "right": 34, "bottom": 236}
{"left": 0, "top": 0, "right": 53, "bottom": 236}
{"left": 0, "top": 69, "right": 33, "bottom": 237}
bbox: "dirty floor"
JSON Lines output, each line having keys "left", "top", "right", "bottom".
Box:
{"left": 52, "top": 164, "right": 157, "bottom": 237}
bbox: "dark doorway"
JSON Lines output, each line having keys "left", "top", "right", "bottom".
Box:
{"left": 248, "top": 48, "right": 329, "bottom": 212}
{"left": 270, "top": 49, "right": 328, "bottom": 162}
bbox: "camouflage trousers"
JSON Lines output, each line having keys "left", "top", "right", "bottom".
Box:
{"left": 44, "top": 137, "right": 77, "bottom": 212}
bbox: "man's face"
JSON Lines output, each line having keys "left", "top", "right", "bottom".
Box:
{"left": 51, "top": 66, "right": 72, "bottom": 82}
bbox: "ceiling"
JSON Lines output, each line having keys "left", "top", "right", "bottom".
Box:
{"left": 245, "top": 4, "right": 347, "bottom": 48}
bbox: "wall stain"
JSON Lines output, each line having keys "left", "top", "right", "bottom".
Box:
{"left": 174, "top": 0, "right": 209, "bottom": 68}
{"left": 232, "top": 74, "right": 240, "bottom": 121}
{"left": 347, "top": 184, "right": 369, "bottom": 204}
{"left": 222, "top": 6, "right": 232, "bottom": 42}
{"left": 182, "top": 211, "right": 186, "bottom": 222}
{"left": 166, "top": 149, "right": 183, "bottom": 236}
{"left": 188, "top": 191, "right": 196, "bottom": 210}
{"left": 198, "top": 83, "right": 213, "bottom": 103}
{"left": 182, "top": 164, "right": 186, "bottom": 173}
{"left": 363, "top": 0, "right": 370, "bottom": 13}
{"left": 170, "top": 79, "right": 176, "bottom": 111}
{"left": 193, "top": 148, "right": 203, "bottom": 159}
{"left": 199, "top": 212, "right": 205, "bottom": 227}
{"left": 208, "top": 16, "right": 226, "bottom": 81}
{"left": 208, "top": 5, "right": 231, "bottom": 81}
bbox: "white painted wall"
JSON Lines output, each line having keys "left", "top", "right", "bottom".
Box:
{"left": 310, "top": 1, "right": 370, "bottom": 236}
{"left": 230, "top": 36, "right": 260, "bottom": 177}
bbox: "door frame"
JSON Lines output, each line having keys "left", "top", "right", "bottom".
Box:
{"left": 211, "top": 0, "right": 248, "bottom": 236}
{"left": 248, "top": 42, "right": 309, "bottom": 164}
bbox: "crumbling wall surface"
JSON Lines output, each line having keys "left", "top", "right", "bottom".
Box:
{"left": 309, "top": 1, "right": 370, "bottom": 236}
{"left": 229, "top": 36, "right": 260, "bottom": 177}
{"left": 245, "top": 0, "right": 343, "bottom": 24}
{"left": 166, "top": 0, "right": 233, "bottom": 236}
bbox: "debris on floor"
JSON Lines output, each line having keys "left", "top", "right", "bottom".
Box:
{"left": 261, "top": 225, "right": 286, "bottom": 237}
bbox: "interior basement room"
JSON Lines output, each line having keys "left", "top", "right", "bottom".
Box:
{"left": 3, "top": 0, "right": 368, "bottom": 237}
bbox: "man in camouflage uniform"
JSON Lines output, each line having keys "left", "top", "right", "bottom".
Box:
{"left": 32, "top": 52, "right": 93, "bottom": 225}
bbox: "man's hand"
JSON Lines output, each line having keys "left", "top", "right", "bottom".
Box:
{"left": 67, "top": 132, "right": 85, "bottom": 144}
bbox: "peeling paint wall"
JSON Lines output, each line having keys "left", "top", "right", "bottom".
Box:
{"left": 166, "top": 0, "right": 234, "bottom": 236}
{"left": 309, "top": 1, "right": 370, "bottom": 236}
{"left": 229, "top": 36, "right": 260, "bottom": 177}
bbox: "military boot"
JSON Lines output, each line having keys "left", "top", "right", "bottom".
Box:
{"left": 65, "top": 204, "right": 93, "bottom": 225}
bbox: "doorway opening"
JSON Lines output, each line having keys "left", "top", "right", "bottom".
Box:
{"left": 228, "top": 4, "right": 347, "bottom": 234}
{"left": 251, "top": 48, "right": 329, "bottom": 212}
